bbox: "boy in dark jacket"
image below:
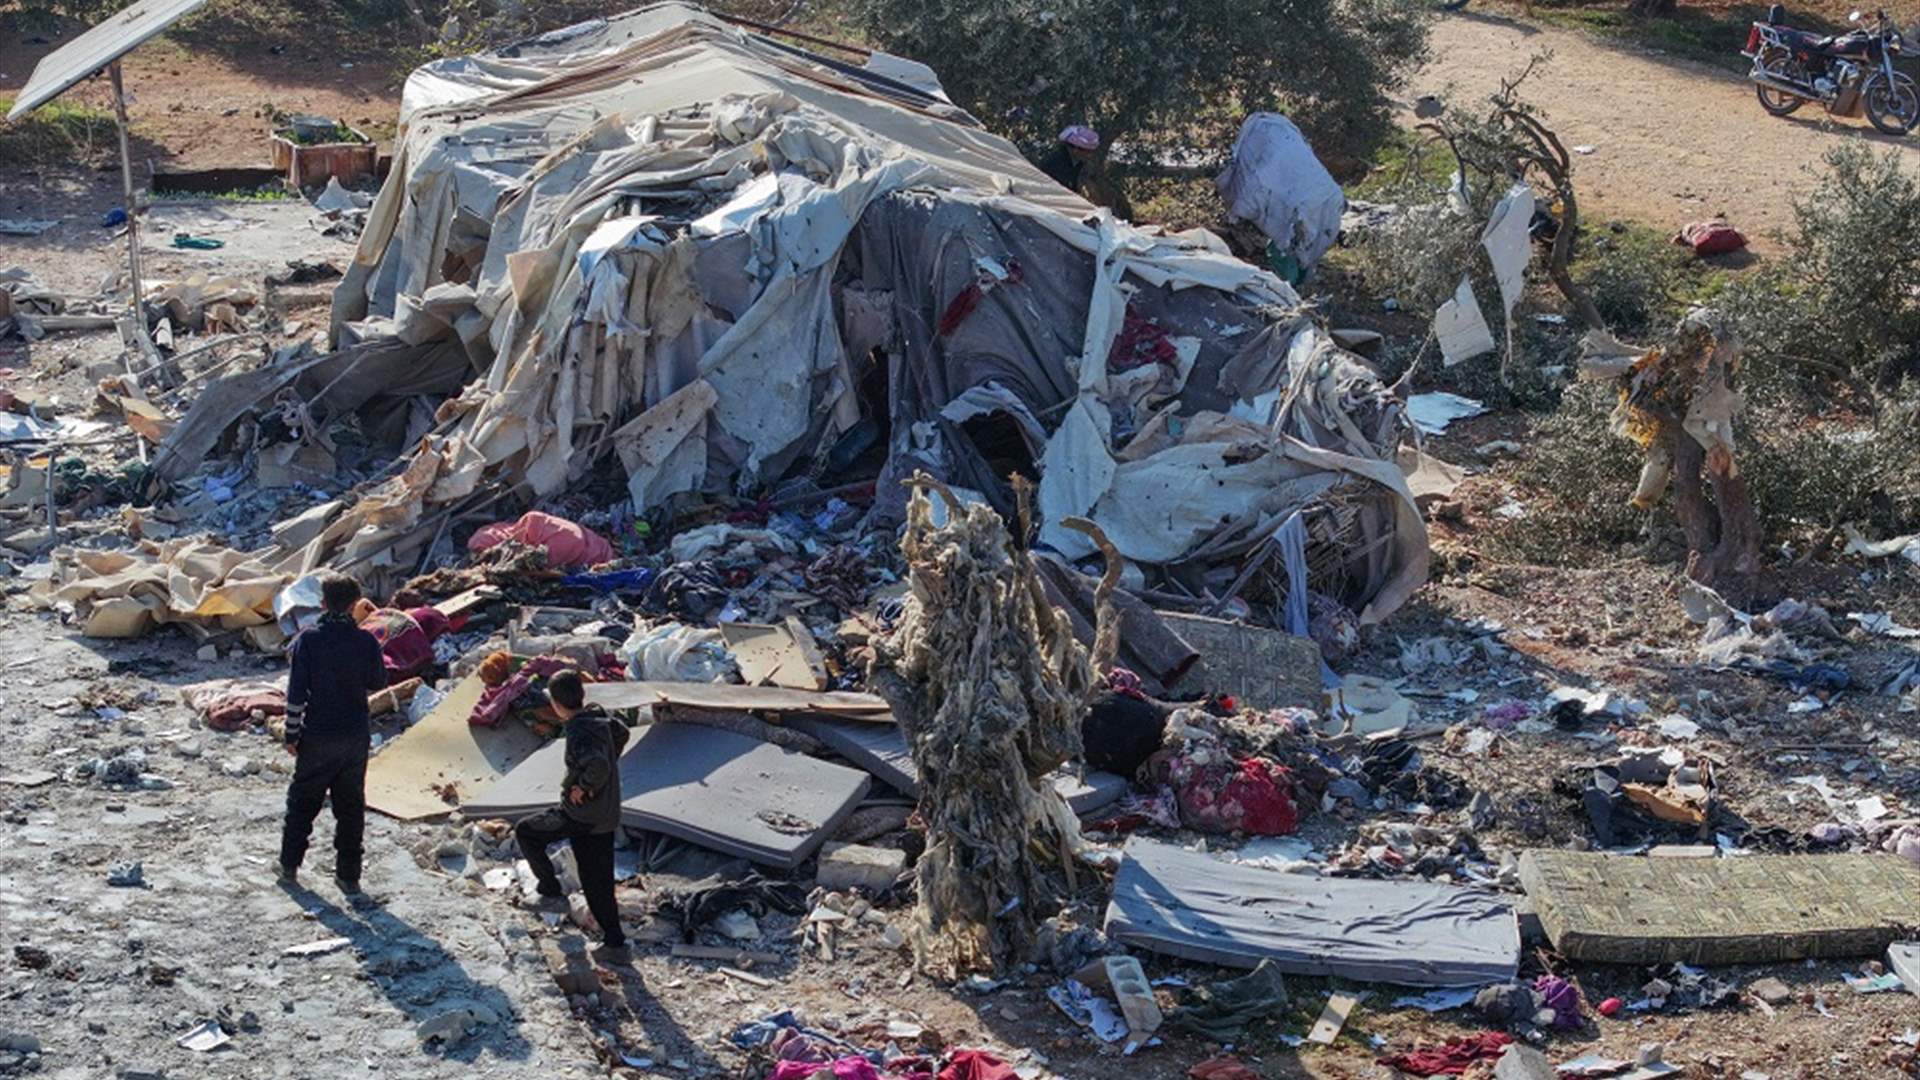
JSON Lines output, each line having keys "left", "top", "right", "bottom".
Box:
{"left": 514, "top": 669, "right": 631, "bottom": 960}
{"left": 279, "top": 574, "right": 387, "bottom": 894}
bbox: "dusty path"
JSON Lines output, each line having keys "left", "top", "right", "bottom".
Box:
{"left": 1417, "top": 11, "right": 1920, "bottom": 244}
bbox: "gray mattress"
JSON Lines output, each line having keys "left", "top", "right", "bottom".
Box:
{"left": 788, "top": 714, "right": 1128, "bottom": 814}
{"left": 463, "top": 721, "right": 871, "bottom": 870}
{"left": 1103, "top": 836, "right": 1520, "bottom": 987}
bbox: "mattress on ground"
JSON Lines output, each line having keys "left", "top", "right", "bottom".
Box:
{"left": 788, "top": 714, "right": 1128, "bottom": 814}
{"left": 366, "top": 674, "right": 546, "bottom": 820}
{"left": 1519, "top": 850, "right": 1920, "bottom": 964}
{"left": 464, "top": 720, "right": 871, "bottom": 870}
{"left": 1104, "top": 835, "right": 1520, "bottom": 987}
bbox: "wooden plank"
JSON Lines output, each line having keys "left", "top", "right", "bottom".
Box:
{"left": 1307, "top": 992, "right": 1359, "bottom": 1045}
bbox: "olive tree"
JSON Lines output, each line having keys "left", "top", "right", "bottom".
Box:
{"left": 842, "top": 0, "right": 1431, "bottom": 165}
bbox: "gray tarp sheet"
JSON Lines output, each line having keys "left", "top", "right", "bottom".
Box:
{"left": 1104, "top": 836, "right": 1520, "bottom": 987}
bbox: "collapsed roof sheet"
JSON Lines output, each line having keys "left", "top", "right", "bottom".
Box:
{"left": 7, "top": 0, "right": 210, "bottom": 120}
{"left": 285, "top": 2, "right": 1424, "bottom": 619}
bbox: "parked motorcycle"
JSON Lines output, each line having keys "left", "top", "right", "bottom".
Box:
{"left": 1744, "top": 5, "right": 1920, "bottom": 135}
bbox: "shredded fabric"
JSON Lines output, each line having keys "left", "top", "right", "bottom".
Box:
{"left": 1376, "top": 1032, "right": 1515, "bottom": 1076}
{"left": 874, "top": 478, "right": 1089, "bottom": 979}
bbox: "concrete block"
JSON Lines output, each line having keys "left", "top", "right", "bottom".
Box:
{"left": 814, "top": 842, "right": 905, "bottom": 894}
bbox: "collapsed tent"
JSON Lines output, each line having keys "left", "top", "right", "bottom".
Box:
{"left": 122, "top": 2, "right": 1425, "bottom": 624}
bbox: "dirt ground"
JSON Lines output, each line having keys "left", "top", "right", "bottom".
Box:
{"left": 1416, "top": 9, "right": 1920, "bottom": 249}
{"left": 6, "top": 5, "right": 1920, "bottom": 1080}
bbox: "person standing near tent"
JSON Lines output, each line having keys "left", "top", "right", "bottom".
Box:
{"left": 278, "top": 574, "right": 385, "bottom": 895}
{"left": 1038, "top": 125, "right": 1134, "bottom": 220}
{"left": 514, "top": 669, "right": 632, "bottom": 961}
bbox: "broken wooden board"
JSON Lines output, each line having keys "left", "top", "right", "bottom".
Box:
{"left": 586, "top": 680, "right": 888, "bottom": 717}
{"left": 1105, "top": 836, "right": 1519, "bottom": 987}
{"left": 1158, "top": 612, "right": 1320, "bottom": 710}
{"left": 1306, "top": 992, "right": 1360, "bottom": 1045}
{"left": 1518, "top": 850, "right": 1920, "bottom": 964}
{"left": 365, "top": 674, "right": 545, "bottom": 820}
{"left": 465, "top": 720, "right": 872, "bottom": 870}
{"left": 719, "top": 619, "right": 828, "bottom": 690}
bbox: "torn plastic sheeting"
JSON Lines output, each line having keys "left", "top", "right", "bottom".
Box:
{"left": 277, "top": 4, "right": 1422, "bottom": 621}
{"left": 1433, "top": 277, "right": 1496, "bottom": 367}
{"left": 612, "top": 377, "right": 718, "bottom": 510}
{"left": 1407, "top": 392, "right": 1486, "bottom": 435}
{"left": 1843, "top": 526, "right": 1920, "bottom": 565}
{"left": 1480, "top": 183, "right": 1534, "bottom": 318}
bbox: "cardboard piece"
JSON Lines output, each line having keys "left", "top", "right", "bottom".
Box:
{"left": 365, "top": 674, "right": 545, "bottom": 820}
{"left": 1105, "top": 836, "right": 1520, "bottom": 986}
{"left": 1158, "top": 612, "right": 1320, "bottom": 710}
{"left": 1519, "top": 851, "right": 1920, "bottom": 964}
{"left": 587, "top": 680, "right": 889, "bottom": 717}
{"left": 719, "top": 619, "right": 828, "bottom": 690}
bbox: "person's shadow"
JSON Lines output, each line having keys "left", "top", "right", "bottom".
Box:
{"left": 275, "top": 880, "right": 531, "bottom": 1064}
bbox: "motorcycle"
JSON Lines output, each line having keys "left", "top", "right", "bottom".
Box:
{"left": 1744, "top": 5, "right": 1920, "bottom": 135}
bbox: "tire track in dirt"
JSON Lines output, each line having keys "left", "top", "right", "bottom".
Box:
{"left": 1415, "top": 12, "right": 1920, "bottom": 245}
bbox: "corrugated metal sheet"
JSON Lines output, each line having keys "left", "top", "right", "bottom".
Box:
{"left": 6, "top": 0, "right": 210, "bottom": 121}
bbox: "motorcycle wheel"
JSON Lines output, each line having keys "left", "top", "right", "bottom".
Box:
{"left": 1755, "top": 50, "right": 1808, "bottom": 116}
{"left": 1865, "top": 72, "right": 1920, "bottom": 134}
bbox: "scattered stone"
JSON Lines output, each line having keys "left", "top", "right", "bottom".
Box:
{"left": 107, "top": 861, "right": 146, "bottom": 888}
{"left": 814, "top": 842, "right": 907, "bottom": 894}
{"left": 197, "top": 645, "right": 218, "bottom": 661}
{"left": 416, "top": 1005, "right": 498, "bottom": 1045}
{"left": 221, "top": 757, "right": 258, "bottom": 778}
{"left": 0, "top": 1033, "right": 42, "bottom": 1054}
{"left": 175, "top": 739, "right": 204, "bottom": 759}
{"left": 14, "top": 945, "right": 51, "bottom": 970}
{"left": 1494, "top": 1044, "right": 1555, "bottom": 1080}
{"left": 0, "top": 770, "right": 56, "bottom": 788}
{"left": 1749, "top": 977, "right": 1793, "bottom": 1006}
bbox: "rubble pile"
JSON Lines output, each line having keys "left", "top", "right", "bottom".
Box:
{"left": 7, "top": 3, "right": 1920, "bottom": 1079}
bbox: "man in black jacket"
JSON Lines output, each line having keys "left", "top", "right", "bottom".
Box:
{"left": 514, "top": 669, "right": 631, "bottom": 960}
{"left": 278, "top": 574, "right": 386, "bottom": 894}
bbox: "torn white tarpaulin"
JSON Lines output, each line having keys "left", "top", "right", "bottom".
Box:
{"left": 1844, "top": 526, "right": 1920, "bottom": 567}
{"left": 1433, "top": 277, "right": 1496, "bottom": 367}
{"left": 254, "top": 2, "right": 1428, "bottom": 624}
{"left": 1481, "top": 183, "right": 1534, "bottom": 318}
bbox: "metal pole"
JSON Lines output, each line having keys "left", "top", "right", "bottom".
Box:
{"left": 108, "top": 62, "right": 147, "bottom": 354}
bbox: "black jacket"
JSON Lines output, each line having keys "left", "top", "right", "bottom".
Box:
{"left": 559, "top": 705, "right": 630, "bottom": 834}
{"left": 285, "top": 613, "right": 386, "bottom": 748}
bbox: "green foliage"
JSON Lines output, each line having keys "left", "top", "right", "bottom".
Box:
{"left": 1573, "top": 225, "right": 1693, "bottom": 338}
{"left": 0, "top": 96, "right": 121, "bottom": 167}
{"left": 1720, "top": 145, "right": 1920, "bottom": 398}
{"left": 839, "top": 0, "right": 1430, "bottom": 163}
{"left": 1481, "top": 381, "right": 1649, "bottom": 564}
{"left": 1742, "top": 393, "right": 1920, "bottom": 537}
